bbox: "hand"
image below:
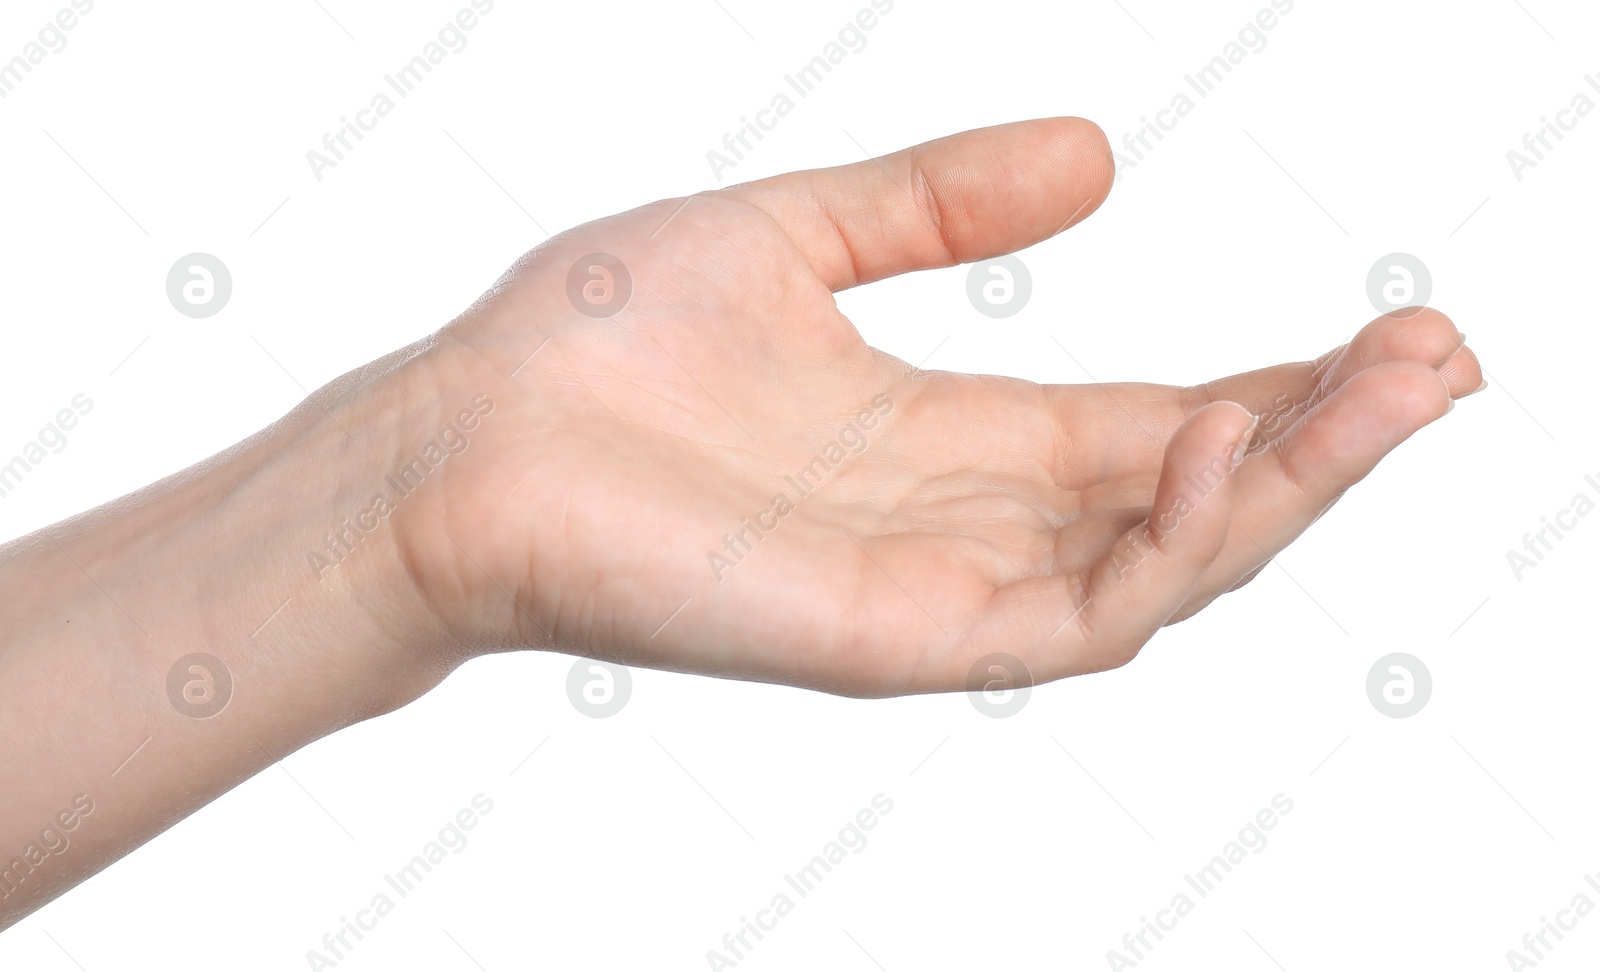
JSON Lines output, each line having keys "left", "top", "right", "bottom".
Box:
{"left": 394, "top": 116, "right": 1484, "bottom": 696}
{"left": 0, "top": 116, "right": 1484, "bottom": 926}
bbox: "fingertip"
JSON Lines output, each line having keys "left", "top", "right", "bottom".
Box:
{"left": 731, "top": 116, "right": 1123, "bottom": 291}
{"left": 1051, "top": 401, "right": 1252, "bottom": 677}
{"left": 1345, "top": 306, "right": 1464, "bottom": 375}
{"left": 1013, "top": 116, "right": 1115, "bottom": 237}
{"left": 1148, "top": 402, "right": 1250, "bottom": 562}
{"left": 1367, "top": 359, "right": 1455, "bottom": 430}
{"left": 1438, "top": 342, "right": 1485, "bottom": 398}
{"left": 1058, "top": 115, "right": 1115, "bottom": 205}
{"left": 1178, "top": 400, "right": 1260, "bottom": 470}
{"left": 1277, "top": 359, "right": 1453, "bottom": 492}
{"left": 1221, "top": 398, "right": 1260, "bottom": 436}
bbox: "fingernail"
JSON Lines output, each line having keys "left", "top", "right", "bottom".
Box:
{"left": 1230, "top": 414, "right": 1262, "bottom": 469}
{"left": 1434, "top": 333, "right": 1468, "bottom": 368}
{"left": 1464, "top": 378, "right": 1489, "bottom": 396}
{"left": 1433, "top": 367, "right": 1454, "bottom": 402}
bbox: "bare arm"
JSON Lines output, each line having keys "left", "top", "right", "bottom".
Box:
{"left": 0, "top": 343, "right": 453, "bottom": 926}
{"left": 0, "top": 117, "right": 1482, "bottom": 928}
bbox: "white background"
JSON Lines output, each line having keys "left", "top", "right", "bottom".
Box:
{"left": 1, "top": 0, "right": 1596, "bottom": 969}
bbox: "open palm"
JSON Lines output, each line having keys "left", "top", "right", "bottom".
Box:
{"left": 406, "top": 118, "right": 1481, "bottom": 697}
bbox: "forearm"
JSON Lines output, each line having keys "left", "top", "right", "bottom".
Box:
{"left": 0, "top": 341, "right": 450, "bottom": 926}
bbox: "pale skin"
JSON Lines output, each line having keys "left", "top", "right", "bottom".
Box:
{"left": 0, "top": 117, "right": 1483, "bottom": 926}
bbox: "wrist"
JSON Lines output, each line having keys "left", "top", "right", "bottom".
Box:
{"left": 84, "top": 339, "right": 468, "bottom": 729}
{"left": 0, "top": 346, "right": 461, "bottom": 923}
{"left": 237, "top": 340, "right": 471, "bottom": 722}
